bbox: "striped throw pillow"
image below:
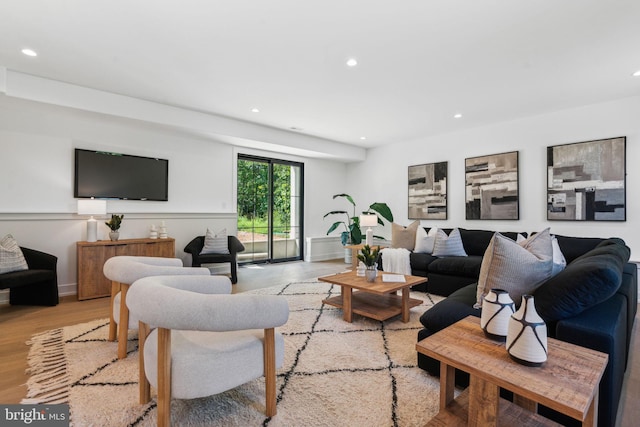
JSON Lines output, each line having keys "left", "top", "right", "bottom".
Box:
{"left": 200, "top": 228, "right": 230, "bottom": 255}
{"left": 0, "top": 234, "right": 29, "bottom": 274}
{"left": 475, "top": 229, "right": 553, "bottom": 308}
{"left": 432, "top": 228, "right": 467, "bottom": 257}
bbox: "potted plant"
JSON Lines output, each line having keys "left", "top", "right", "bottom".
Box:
{"left": 323, "top": 193, "right": 394, "bottom": 245}
{"left": 105, "top": 214, "right": 124, "bottom": 241}
{"left": 357, "top": 244, "right": 380, "bottom": 282}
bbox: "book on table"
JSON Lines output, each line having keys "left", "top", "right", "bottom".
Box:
{"left": 382, "top": 274, "right": 406, "bottom": 283}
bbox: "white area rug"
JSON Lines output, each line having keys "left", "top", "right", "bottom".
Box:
{"left": 23, "top": 280, "right": 444, "bottom": 426}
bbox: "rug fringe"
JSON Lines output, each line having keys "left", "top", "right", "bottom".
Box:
{"left": 21, "top": 328, "right": 70, "bottom": 405}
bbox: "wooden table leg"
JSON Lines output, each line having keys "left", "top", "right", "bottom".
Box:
{"left": 117, "top": 283, "right": 130, "bottom": 359}
{"left": 468, "top": 375, "right": 499, "bottom": 427}
{"left": 108, "top": 281, "right": 120, "bottom": 342}
{"left": 583, "top": 390, "right": 598, "bottom": 426}
{"left": 342, "top": 286, "right": 352, "bottom": 322}
{"left": 514, "top": 394, "right": 538, "bottom": 412}
{"left": 401, "top": 287, "right": 410, "bottom": 322}
{"left": 440, "top": 363, "right": 455, "bottom": 409}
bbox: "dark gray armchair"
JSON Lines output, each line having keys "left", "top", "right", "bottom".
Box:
{"left": 0, "top": 247, "right": 59, "bottom": 306}
{"left": 184, "top": 235, "right": 245, "bottom": 284}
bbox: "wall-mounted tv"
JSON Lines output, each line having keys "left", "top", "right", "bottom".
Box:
{"left": 74, "top": 149, "right": 169, "bottom": 201}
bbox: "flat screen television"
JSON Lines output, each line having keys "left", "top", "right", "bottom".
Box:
{"left": 74, "top": 149, "right": 169, "bottom": 201}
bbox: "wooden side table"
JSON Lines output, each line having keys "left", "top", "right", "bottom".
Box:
{"left": 416, "top": 316, "right": 608, "bottom": 426}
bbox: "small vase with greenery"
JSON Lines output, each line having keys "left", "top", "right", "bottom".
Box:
{"left": 105, "top": 214, "right": 124, "bottom": 241}
{"left": 323, "top": 194, "right": 393, "bottom": 245}
{"left": 358, "top": 244, "right": 380, "bottom": 282}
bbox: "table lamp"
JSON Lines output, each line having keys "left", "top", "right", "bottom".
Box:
{"left": 359, "top": 214, "right": 378, "bottom": 247}
{"left": 77, "top": 199, "right": 107, "bottom": 242}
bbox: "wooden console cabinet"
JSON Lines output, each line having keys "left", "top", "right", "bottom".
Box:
{"left": 76, "top": 238, "right": 175, "bottom": 300}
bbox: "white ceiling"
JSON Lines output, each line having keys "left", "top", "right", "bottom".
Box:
{"left": 1, "top": 0, "right": 639, "bottom": 151}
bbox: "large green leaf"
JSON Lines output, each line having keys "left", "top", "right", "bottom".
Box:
{"left": 323, "top": 210, "right": 348, "bottom": 218}
{"left": 326, "top": 221, "right": 345, "bottom": 235}
{"left": 369, "top": 202, "right": 394, "bottom": 222}
{"left": 333, "top": 193, "right": 355, "bottom": 207}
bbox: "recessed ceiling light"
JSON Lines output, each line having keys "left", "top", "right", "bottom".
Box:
{"left": 21, "top": 48, "right": 37, "bottom": 57}
{"left": 633, "top": 70, "right": 640, "bottom": 77}
{"left": 346, "top": 58, "right": 358, "bottom": 67}
{"left": 251, "top": 108, "right": 260, "bottom": 113}
{"left": 360, "top": 136, "right": 367, "bottom": 140}
{"left": 454, "top": 113, "right": 462, "bottom": 119}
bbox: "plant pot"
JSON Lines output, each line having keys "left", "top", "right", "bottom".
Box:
{"left": 109, "top": 231, "right": 120, "bottom": 241}
{"left": 344, "top": 247, "right": 352, "bottom": 265}
{"left": 365, "top": 267, "right": 377, "bottom": 282}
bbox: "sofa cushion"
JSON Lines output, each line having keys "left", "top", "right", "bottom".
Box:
{"left": 419, "top": 282, "right": 479, "bottom": 332}
{"left": 458, "top": 229, "right": 525, "bottom": 256}
{"left": 0, "top": 234, "right": 29, "bottom": 274}
{"left": 476, "top": 229, "right": 553, "bottom": 308}
{"left": 433, "top": 228, "right": 467, "bottom": 257}
{"left": 553, "top": 235, "right": 604, "bottom": 264}
{"left": 534, "top": 239, "right": 629, "bottom": 322}
{"left": 428, "top": 256, "right": 483, "bottom": 278}
{"left": 391, "top": 221, "right": 419, "bottom": 250}
{"left": 0, "top": 269, "right": 55, "bottom": 289}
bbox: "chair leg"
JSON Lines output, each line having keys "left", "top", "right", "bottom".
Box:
{"left": 117, "top": 284, "right": 130, "bottom": 359}
{"left": 157, "top": 328, "right": 172, "bottom": 427}
{"left": 138, "top": 321, "right": 151, "bottom": 404}
{"left": 264, "top": 328, "right": 277, "bottom": 417}
{"left": 108, "top": 281, "right": 121, "bottom": 342}
{"left": 231, "top": 260, "right": 238, "bottom": 284}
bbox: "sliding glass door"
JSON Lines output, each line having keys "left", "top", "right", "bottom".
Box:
{"left": 237, "top": 155, "right": 303, "bottom": 263}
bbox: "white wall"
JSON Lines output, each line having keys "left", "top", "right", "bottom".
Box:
{"left": 346, "top": 96, "right": 640, "bottom": 260}
{"left": 0, "top": 95, "right": 349, "bottom": 301}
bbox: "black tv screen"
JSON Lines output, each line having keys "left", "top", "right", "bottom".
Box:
{"left": 74, "top": 149, "right": 169, "bottom": 201}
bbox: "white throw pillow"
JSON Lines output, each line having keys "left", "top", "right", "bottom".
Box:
{"left": 475, "top": 228, "right": 553, "bottom": 308}
{"left": 432, "top": 228, "right": 467, "bottom": 257}
{"left": 0, "top": 234, "right": 29, "bottom": 274}
{"left": 414, "top": 227, "right": 437, "bottom": 254}
{"left": 551, "top": 236, "right": 567, "bottom": 276}
{"left": 200, "top": 228, "right": 230, "bottom": 255}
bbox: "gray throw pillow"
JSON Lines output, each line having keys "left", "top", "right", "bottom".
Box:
{"left": 475, "top": 228, "right": 553, "bottom": 308}
{"left": 432, "top": 228, "right": 467, "bottom": 257}
{"left": 0, "top": 234, "right": 29, "bottom": 274}
{"left": 200, "top": 228, "right": 230, "bottom": 255}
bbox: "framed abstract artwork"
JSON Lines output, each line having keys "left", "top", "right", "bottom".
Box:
{"left": 465, "top": 151, "right": 519, "bottom": 220}
{"left": 408, "top": 161, "right": 447, "bottom": 220}
{"left": 547, "top": 136, "right": 626, "bottom": 221}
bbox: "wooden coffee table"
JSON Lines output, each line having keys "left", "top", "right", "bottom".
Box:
{"left": 318, "top": 271, "right": 426, "bottom": 322}
{"left": 416, "top": 316, "right": 608, "bottom": 426}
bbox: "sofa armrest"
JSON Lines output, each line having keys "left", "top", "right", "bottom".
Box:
{"left": 21, "top": 247, "right": 58, "bottom": 272}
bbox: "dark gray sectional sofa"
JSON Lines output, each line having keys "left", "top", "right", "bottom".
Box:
{"left": 411, "top": 228, "right": 636, "bottom": 427}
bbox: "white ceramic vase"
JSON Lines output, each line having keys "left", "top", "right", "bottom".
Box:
{"left": 506, "top": 294, "right": 547, "bottom": 366}
{"left": 480, "top": 289, "right": 515, "bottom": 341}
{"left": 365, "top": 266, "right": 377, "bottom": 282}
{"left": 109, "top": 231, "right": 120, "bottom": 241}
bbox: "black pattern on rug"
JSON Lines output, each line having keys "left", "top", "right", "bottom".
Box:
{"left": 23, "top": 279, "right": 443, "bottom": 426}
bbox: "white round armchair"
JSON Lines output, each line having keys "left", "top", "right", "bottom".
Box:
{"left": 103, "top": 256, "right": 210, "bottom": 359}
{"left": 126, "top": 275, "right": 289, "bottom": 426}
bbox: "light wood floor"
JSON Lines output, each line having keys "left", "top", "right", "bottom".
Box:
{"left": 1, "top": 260, "right": 638, "bottom": 426}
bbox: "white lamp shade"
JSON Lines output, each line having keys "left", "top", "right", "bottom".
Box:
{"left": 359, "top": 214, "right": 378, "bottom": 228}
{"left": 77, "top": 199, "right": 107, "bottom": 216}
